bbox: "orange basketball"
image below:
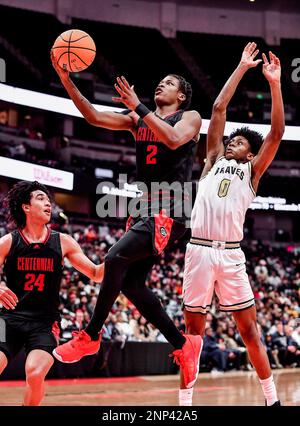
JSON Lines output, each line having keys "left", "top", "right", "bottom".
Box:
{"left": 52, "top": 29, "right": 96, "bottom": 72}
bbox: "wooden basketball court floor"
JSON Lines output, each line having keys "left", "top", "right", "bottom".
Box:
{"left": 0, "top": 369, "right": 299, "bottom": 406}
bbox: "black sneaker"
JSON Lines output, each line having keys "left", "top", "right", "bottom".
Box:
{"left": 265, "top": 400, "right": 281, "bottom": 406}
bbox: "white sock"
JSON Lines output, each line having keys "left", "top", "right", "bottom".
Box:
{"left": 259, "top": 375, "right": 278, "bottom": 406}
{"left": 179, "top": 388, "right": 193, "bottom": 406}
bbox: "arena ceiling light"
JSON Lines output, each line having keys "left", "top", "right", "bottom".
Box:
{"left": 0, "top": 83, "right": 299, "bottom": 141}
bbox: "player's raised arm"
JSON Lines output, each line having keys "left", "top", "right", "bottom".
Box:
{"left": 252, "top": 52, "right": 285, "bottom": 185}
{"left": 113, "top": 76, "right": 201, "bottom": 150}
{"left": 60, "top": 234, "right": 104, "bottom": 283}
{"left": 205, "top": 42, "right": 262, "bottom": 167}
{"left": 0, "top": 234, "right": 18, "bottom": 310}
{"left": 51, "top": 51, "right": 136, "bottom": 131}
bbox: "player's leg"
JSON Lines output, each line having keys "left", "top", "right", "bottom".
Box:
{"left": 217, "top": 248, "right": 279, "bottom": 405}
{"left": 84, "top": 228, "right": 155, "bottom": 339}
{"left": 233, "top": 306, "right": 279, "bottom": 405}
{"left": 178, "top": 243, "right": 215, "bottom": 405}
{"left": 23, "top": 320, "right": 57, "bottom": 405}
{"left": 0, "top": 351, "right": 8, "bottom": 374}
{"left": 53, "top": 228, "right": 163, "bottom": 363}
{"left": 0, "top": 317, "right": 24, "bottom": 376}
{"left": 121, "top": 256, "right": 186, "bottom": 349}
{"left": 23, "top": 349, "right": 54, "bottom": 406}
{"left": 122, "top": 257, "right": 202, "bottom": 390}
{"left": 233, "top": 306, "right": 271, "bottom": 378}
{"left": 178, "top": 310, "right": 207, "bottom": 406}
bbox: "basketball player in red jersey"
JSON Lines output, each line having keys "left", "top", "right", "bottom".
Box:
{"left": 181, "top": 44, "right": 284, "bottom": 406}
{"left": 0, "top": 180, "right": 104, "bottom": 405}
{"left": 51, "top": 53, "right": 203, "bottom": 390}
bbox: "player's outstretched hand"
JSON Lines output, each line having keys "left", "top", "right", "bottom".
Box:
{"left": 0, "top": 283, "right": 18, "bottom": 310}
{"left": 112, "top": 76, "right": 140, "bottom": 110}
{"left": 50, "top": 49, "right": 69, "bottom": 81}
{"left": 240, "top": 42, "right": 262, "bottom": 69}
{"left": 262, "top": 51, "right": 281, "bottom": 84}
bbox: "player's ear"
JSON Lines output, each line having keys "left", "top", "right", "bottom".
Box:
{"left": 247, "top": 152, "right": 255, "bottom": 161}
{"left": 178, "top": 93, "right": 186, "bottom": 101}
{"left": 22, "top": 203, "right": 30, "bottom": 213}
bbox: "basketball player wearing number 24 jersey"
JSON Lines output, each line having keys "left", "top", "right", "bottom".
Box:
{"left": 0, "top": 181, "right": 104, "bottom": 406}
{"left": 52, "top": 55, "right": 203, "bottom": 391}
{"left": 181, "top": 43, "right": 284, "bottom": 406}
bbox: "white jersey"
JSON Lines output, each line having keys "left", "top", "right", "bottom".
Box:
{"left": 191, "top": 157, "right": 256, "bottom": 242}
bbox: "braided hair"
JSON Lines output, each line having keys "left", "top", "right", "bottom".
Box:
{"left": 169, "top": 74, "right": 192, "bottom": 110}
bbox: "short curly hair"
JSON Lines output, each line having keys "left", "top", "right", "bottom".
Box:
{"left": 169, "top": 74, "right": 192, "bottom": 110}
{"left": 3, "top": 180, "right": 51, "bottom": 229}
{"left": 224, "top": 126, "right": 264, "bottom": 155}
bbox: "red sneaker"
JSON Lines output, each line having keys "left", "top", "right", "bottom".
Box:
{"left": 52, "top": 330, "right": 102, "bottom": 363}
{"left": 170, "top": 334, "right": 203, "bottom": 388}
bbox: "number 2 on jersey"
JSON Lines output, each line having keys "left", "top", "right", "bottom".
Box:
{"left": 146, "top": 145, "right": 157, "bottom": 164}
{"left": 24, "top": 273, "right": 45, "bottom": 292}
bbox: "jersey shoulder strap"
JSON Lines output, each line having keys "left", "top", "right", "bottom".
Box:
{"left": 6, "top": 230, "right": 21, "bottom": 257}
{"left": 48, "top": 230, "right": 63, "bottom": 257}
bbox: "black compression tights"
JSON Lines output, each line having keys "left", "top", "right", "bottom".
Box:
{"left": 85, "top": 230, "right": 185, "bottom": 349}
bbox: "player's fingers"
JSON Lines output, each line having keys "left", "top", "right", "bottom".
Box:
{"left": 4, "top": 291, "right": 17, "bottom": 306}
{"left": 1, "top": 297, "right": 15, "bottom": 310}
{"left": 121, "top": 76, "right": 131, "bottom": 89}
{"left": 50, "top": 53, "right": 57, "bottom": 67}
{"left": 114, "top": 84, "right": 125, "bottom": 96}
{"left": 244, "top": 42, "right": 252, "bottom": 53}
{"left": 50, "top": 52, "right": 59, "bottom": 69}
{"left": 262, "top": 53, "right": 268, "bottom": 64}
{"left": 0, "top": 300, "right": 10, "bottom": 309}
{"left": 8, "top": 289, "right": 18, "bottom": 304}
{"left": 3, "top": 287, "right": 18, "bottom": 301}
{"left": 269, "top": 51, "right": 275, "bottom": 63}
{"left": 249, "top": 42, "right": 257, "bottom": 55}
{"left": 116, "top": 77, "right": 130, "bottom": 93}
{"left": 112, "top": 97, "right": 123, "bottom": 103}
{"left": 253, "top": 59, "right": 263, "bottom": 66}
{"left": 274, "top": 55, "right": 280, "bottom": 65}
{"left": 251, "top": 49, "right": 259, "bottom": 59}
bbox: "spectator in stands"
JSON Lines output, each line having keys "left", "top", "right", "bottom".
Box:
{"left": 73, "top": 309, "right": 89, "bottom": 331}
{"left": 84, "top": 225, "right": 98, "bottom": 243}
{"left": 224, "top": 327, "right": 248, "bottom": 370}
{"left": 292, "top": 325, "right": 300, "bottom": 347}
{"left": 87, "top": 295, "right": 98, "bottom": 317}
{"left": 64, "top": 291, "right": 80, "bottom": 314}
{"left": 254, "top": 259, "right": 269, "bottom": 284}
{"left": 202, "top": 327, "right": 228, "bottom": 372}
{"left": 284, "top": 324, "right": 300, "bottom": 367}
{"left": 113, "top": 312, "right": 134, "bottom": 344}
{"left": 271, "top": 322, "right": 289, "bottom": 366}
{"left": 267, "top": 271, "right": 282, "bottom": 288}
{"left": 132, "top": 316, "right": 152, "bottom": 342}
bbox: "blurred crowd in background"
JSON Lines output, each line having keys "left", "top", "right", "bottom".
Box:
{"left": 1, "top": 205, "right": 299, "bottom": 372}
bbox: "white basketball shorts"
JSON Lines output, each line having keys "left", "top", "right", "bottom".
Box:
{"left": 183, "top": 243, "right": 254, "bottom": 314}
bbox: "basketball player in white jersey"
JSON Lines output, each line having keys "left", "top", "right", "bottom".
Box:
{"left": 179, "top": 43, "right": 284, "bottom": 406}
